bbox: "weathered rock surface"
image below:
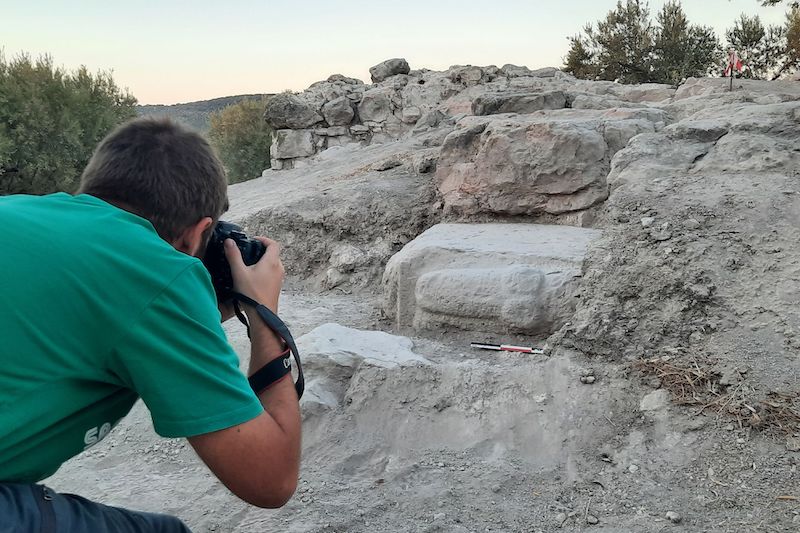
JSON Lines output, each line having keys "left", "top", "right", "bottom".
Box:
{"left": 299, "top": 323, "right": 430, "bottom": 414}
{"left": 263, "top": 60, "right": 682, "bottom": 171}
{"left": 321, "top": 96, "right": 355, "bottom": 126}
{"left": 49, "top": 66, "right": 800, "bottom": 533}
{"left": 264, "top": 93, "right": 323, "bottom": 129}
{"left": 271, "top": 129, "right": 315, "bottom": 159}
{"left": 227, "top": 139, "right": 440, "bottom": 289}
{"left": 435, "top": 109, "right": 665, "bottom": 216}
{"left": 471, "top": 90, "right": 566, "bottom": 116}
{"left": 558, "top": 95, "right": 800, "bottom": 395}
{"left": 369, "top": 58, "right": 411, "bottom": 83}
{"left": 358, "top": 87, "right": 394, "bottom": 122}
{"left": 383, "top": 223, "right": 602, "bottom": 335}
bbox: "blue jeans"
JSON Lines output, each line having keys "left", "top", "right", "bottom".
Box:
{"left": 0, "top": 483, "right": 192, "bottom": 532}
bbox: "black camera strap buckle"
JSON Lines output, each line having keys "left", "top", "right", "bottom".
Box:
{"left": 231, "top": 292, "right": 304, "bottom": 399}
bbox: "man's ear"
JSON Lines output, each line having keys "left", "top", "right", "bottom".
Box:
{"left": 172, "top": 217, "right": 214, "bottom": 257}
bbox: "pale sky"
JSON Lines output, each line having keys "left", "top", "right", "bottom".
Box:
{"left": 1, "top": 0, "right": 791, "bottom": 104}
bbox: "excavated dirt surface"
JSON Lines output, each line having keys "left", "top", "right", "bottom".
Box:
{"left": 45, "top": 76, "right": 800, "bottom": 532}
{"left": 47, "top": 289, "right": 799, "bottom": 532}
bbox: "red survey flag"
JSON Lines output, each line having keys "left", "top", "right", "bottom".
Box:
{"left": 724, "top": 49, "right": 744, "bottom": 77}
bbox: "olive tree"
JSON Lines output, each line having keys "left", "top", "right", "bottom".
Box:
{"left": 0, "top": 53, "right": 136, "bottom": 195}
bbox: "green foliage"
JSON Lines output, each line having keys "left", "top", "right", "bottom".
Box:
{"left": 564, "top": 34, "right": 599, "bottom": 80}
{"left": 208, "top": 98, "right": 273, "bottom": 184}
{"left": 137, "top": 94, "right": 270, "bottom": 133}
{"left": 762, "top": 0, "right": 799, "bottom": 7}
{"left": 0, "top": 53, "right": 136, "bottom": 195}
{"left": 727, "top": 14, "right": 771, "bottom": 78}
{"left": 724, "top": 7, "right": 800, "bottom": 79}
{"left": 593, "top": 0, "right": 654, "bottom": 83}
{"left": 775, "top": 7, "right": 800, "bottom": 77}
{"left": 564, "top": 1, "right": 722, "bottom": 84}
{"left": 653, "top": 2, "right": 723, "bottom": 84}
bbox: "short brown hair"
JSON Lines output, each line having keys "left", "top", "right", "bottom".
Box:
{"left": 78, "top": 117, "right": 229, "bottom": 241}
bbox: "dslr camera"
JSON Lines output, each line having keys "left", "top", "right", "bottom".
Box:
{"left": 202, "top": 221, "right": 265, "bottom": 302}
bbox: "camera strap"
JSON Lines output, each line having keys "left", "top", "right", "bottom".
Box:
{"left": 230, "top": 292, "right": 304, "bottom": 399}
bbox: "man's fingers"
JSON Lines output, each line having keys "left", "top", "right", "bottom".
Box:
{"left": 224, "top": 239, "right": 246, "bottom": 271}
{"left": 254, "top": 236, "right": 280, "bottom": 257}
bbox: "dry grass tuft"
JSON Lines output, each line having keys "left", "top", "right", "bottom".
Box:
{"left": 632, "top": 357, "right": 800, "bottom": 435}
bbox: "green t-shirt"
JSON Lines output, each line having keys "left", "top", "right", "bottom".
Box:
{"left": 0, "top": 193, "right": 264, "bottom": 483}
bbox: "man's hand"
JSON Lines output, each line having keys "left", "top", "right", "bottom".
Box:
{"left": 224, "top": 236, "right": 284, "bottom": 314}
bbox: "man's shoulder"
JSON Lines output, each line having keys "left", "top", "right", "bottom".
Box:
{"left": 2, "top": 192, "right": 207, "bottom": 305}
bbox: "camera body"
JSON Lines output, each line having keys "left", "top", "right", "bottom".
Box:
{"left": 202, "top": 221, "right": 265, "bottom": 302}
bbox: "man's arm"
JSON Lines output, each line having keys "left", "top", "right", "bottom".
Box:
{"left": 188, "top": 237, "right": 301, "bottom": 508}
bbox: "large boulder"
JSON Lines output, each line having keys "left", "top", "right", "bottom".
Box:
{"left": 322, "top": 96, "right": 355, "bottom": 126}
{"left": 500, "top": 64, "right": 534, "bottom": 78}
{"left": 264, "top": 93, "right": 323, "bottom": 129}
{"left": 435, "top": 109, "right": 664, "bottom": 216}
{"left": 608, "top": 83, "right": 676, "bottom": 103}
{"left": 298, "top": 323, "right": 430, "bottom": 414}
{"left": 448, "top": 65, "right": 490, "bottom": 87}
{"left": 471, "top": 90, "right": 567, "bottom": 116}
{"left": 383, "top": 223, "right": 602, "bottom": 335}
{"left": 369, "top": 58, "right": 411, "bottom": 83}
{"left": 272, "top": 129, "right": 315, "bottom": 159}
{"left": 358, "top": 87, "right": 395, "bottom": 122}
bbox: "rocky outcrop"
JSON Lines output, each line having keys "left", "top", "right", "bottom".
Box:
{"left": 262, "top": 58, "right": 681, "bottom": 177}
{"left": 227, "top": 139, "right": 440, "bottom": 289}
{"left": 557, "top": 98, "right": 800, "bottom": 395}
{"left": 471, "top": 90, "right": 567, "bottom": 115}
{"left": 435, "top": 108, "right": 666, "bottom": 216}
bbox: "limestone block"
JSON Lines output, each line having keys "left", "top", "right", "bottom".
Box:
{"left": 322, "top": 96, "right": 355, "bottom": 126}
{"left": 358, "top": 88, "right": 394, "bottom": 122}
{"left": 383, "top": 223, "right": 602, "bottom": 335}
{"left": 435, "top": 110, "right": 664, "bottom": 216}
{"left": 603, "top": 119, "right": 656, "bottom": 154}
{"left": 436, "top": 116, "right": 607, "bottom": 215}
{"left": 401, "top": 76, "right": 463, "bottom": 110}
{"left": 273, "top": 129, "right": 315, "bottom": 159}
{"left": 411, "top": 149, "right": 439, "bottom": 174}
{"left": 415, "top": 266, "right": 578, "bottom": 333}
{"left": 448, "top": 65, "right": 486, "bottom": 86}
{"left": 369, "top": 58, "right": 411, "bottom": 83}
{"left": 325, "top": 135, "right": 358, "bottom": 148}
{"left": 471, "top": 90, "right": 567, "bottom": 116}
{"left": 326, "top": 74, "right": 363, "bottom": 85}
{"left": 401, "top": 106, "right": 422, "bottom": 124}
{"left": 313, "top": 126, "right": 350, "bottom": 137}
{"left": 415, "top": 109, "right": 446, "bottom": 129}
{"left": 500, "top": 64, "right": 534, "bottom": 78}
{"left": 570, "top": 94, "right": 635, "bottom": 110}
{"left": 530, "top": 67, "right": 559, "bottom": 78}
{"left": 264, "top": 93, "right": 323, "bottom": 129}
{"left": 609, "top": 83, "right": 675, "bottom": 103}
{"left": 383, "top": 115, "right": 407, "bottom": 140}
{"left": 298, "top": 323, "right": 430, "bottom": 413}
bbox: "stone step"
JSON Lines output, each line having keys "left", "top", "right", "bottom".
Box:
{"left": 383, "top": 223, "right": 602, "bottom": 335}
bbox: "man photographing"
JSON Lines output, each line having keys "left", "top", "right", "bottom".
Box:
{"left": 0, "top": 118, "right": 301, "bottom": 531}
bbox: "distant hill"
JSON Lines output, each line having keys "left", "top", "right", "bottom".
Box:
{"left": 137, "top": 94, "right": 272, "bottom": 133}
